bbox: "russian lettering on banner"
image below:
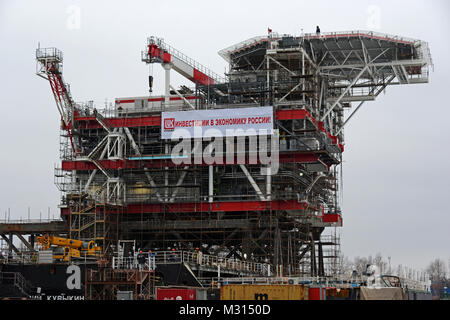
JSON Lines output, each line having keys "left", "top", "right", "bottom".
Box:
{"left": 161, "top": 106, "right": 274, "bottom": 139}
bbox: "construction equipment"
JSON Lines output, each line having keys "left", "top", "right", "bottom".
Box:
{"left": 36, "top": 47, "right": 78, "bottom": 154}
{"left": 36, "top": 235, "right": 101, "bottom": 261}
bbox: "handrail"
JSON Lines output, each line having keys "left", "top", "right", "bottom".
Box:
{"left": 0, "top": 272, "right": 35, "bottom": 297}
{"left": 111, "top": 250, "right": 271, "bottom": 276}
{"left": 200, "top": 275, "right": 431, "bottom": 292}
{"left": 219, "top": 30, "right": 426, "bottom": 63}
{"left": 0, "top": 218, "right": 63, "bottom": 224}
{"left": 301, "top": 30, "right": 419, "bottom": 45}
{"left": 147, "top": 37, "right": 226, "bottom": 84}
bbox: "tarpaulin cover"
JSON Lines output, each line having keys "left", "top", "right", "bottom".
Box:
{"left": 360, "top": 287, "right": 405, "bottom": 300}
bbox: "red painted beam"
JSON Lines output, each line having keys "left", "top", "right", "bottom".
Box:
{"left": 72, "top": 109, "right": 343, "bottom": 152}
{"left": 148, "top": 44, "right": 171, "bottom": 63}
{"left": 74, "top": 109, "right": 314, "bottom": 130}
{"left": 61, "top": 152, "right": 320, "bottom": 171}
{"left": 60, "top": 199, "right": 308, "bottom": 215}
{"left": 190, "top": 69, "right": 215, "bottom": 86}
{"left": 322, "top": 213, "right": 343, "bottom": 226}
{"left": 275, "top": 109, "right": 315, "bottom": 122}
{"left": 74, "top": 116, "right": 161, "bottom": 129}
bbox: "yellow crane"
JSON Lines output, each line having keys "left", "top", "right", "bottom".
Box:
{"left": 36, "top": 235, "right": 101, "bottom": 261}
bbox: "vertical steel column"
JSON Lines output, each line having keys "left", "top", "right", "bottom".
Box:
{"left": 165, "top": 144, "right": 169, "bottom": 202}
{"left": 208, "top": 165, "right": 213, "bottom": 203}
{"left": 266, "top": 56, "right": 270, "bottom": 103}
{"left": 318, "top": 241, "right": 324, "bottom": 277}
{"left": 310, "top": 233, "right": 316, "bottom": 277}
{"left": 163, "top": 63, "right": 171, "bottom": 107}
{"left": 302, "top": 49, "right": 305, "bottom": 102}
{"left": 266, "top": 166, "right": 272, "bottom": 201}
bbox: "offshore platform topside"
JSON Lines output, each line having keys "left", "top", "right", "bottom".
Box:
{"left": 0, "top": 30, "right": 432, "bottom": 299}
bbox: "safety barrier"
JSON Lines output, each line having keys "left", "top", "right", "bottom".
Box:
{"left": 112, "top": 250, "right": 271, "bottom": 276}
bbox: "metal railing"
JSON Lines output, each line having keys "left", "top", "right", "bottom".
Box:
{"left": 199, "top": 275, "right": 363, "bottom": 288}
{"left": 301, "top": 30, "right": 419, "bottom": 45}
{"left": 0, "top": 218, "right": 63, "bottom": 224}
{"left": 112, "top": 250, "right": 271, "bottom": 276}
{"left": 148, "top": 37, "right": 226, "bottom": 84}
{"left": 0, "top": 272, "right": 35, "bottom": 297}
{"left": 36, "top": 47, "right": 63, "bottom": 61}
{"left": 199, "top": 274, "right": 431, "bottom": 292}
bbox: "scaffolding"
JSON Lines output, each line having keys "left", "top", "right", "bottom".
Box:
{"left": 35, "top": 30, "right": 431, "bottom": 280}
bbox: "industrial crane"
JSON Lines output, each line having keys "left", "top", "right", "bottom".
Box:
{"left": 141, "top": 36, "right": 225, "bottom": 104}
{"left": 36, "top": 46, "right": 78, "bottom": 154}
{"left": 36, "top": 235, "right": 101, "bottom": 262}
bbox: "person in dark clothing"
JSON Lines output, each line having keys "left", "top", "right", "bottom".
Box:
{"left": 137, "top": 250, "right": 146, "bottom": 270}
{"left": 170, "top": 248, "right": 179, "bottom": 262}
{"left": 316, "top": 26, "right": 321, "bottom": 35}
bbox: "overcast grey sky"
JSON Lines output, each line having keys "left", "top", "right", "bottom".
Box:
{"left": 0, "top": 0, "right": 448, "bottom": 270}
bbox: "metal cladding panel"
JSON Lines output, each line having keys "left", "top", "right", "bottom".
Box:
{"left": 171, "top": 55, "right": 194, "bottom": 79}
{"left": 156, "top": 288, "right": 196, "bottom": 300}
{"left": 322, "top": 214, "right": 341, "bottom": 223}
{"left": 192, "top": 69, "right": 214, "bottom": 85}
{"left": 115, "top": 100, "right": 135, "bottom": 110}
{"left": 220, "top": 284, "right": 308, "bottom": 300}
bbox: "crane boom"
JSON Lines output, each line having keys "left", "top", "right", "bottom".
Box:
{"left": 36, "top": 47, "right": 77, "bottom": 154}
{"left": 36, "top": 235, "right": 101, "bottom": 261}
{"left": 141, "top": 36, "right": 225, "bottom": 85}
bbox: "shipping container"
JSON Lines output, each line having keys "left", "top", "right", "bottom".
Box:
{"left": 309, "top": 287, "right": 326, "bottom": 300}
{"left": 156, "top": 288, "right": 196, "bottom": 300}
{"left": 220, "top": 284, "right": 308, "bottom": 300}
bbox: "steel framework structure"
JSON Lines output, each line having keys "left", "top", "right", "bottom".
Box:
{"left": 36, "top": 30, "right": 431, "bottom": 277}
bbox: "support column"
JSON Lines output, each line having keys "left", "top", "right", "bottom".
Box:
{"left": 15, "top": 234, "right": 35, "bottom": 252}
{"left": 208, "top": 165, "right": 213, "bottom": 203}
{"left": 0, "top": 234, "right": 19, "bottom": 255}
{"left": 318, "top": 241, "right": 324, "bottom": 277}
{"left": 266, "top": 56, "right": 270, "bottom": 104}
{"left": 266, "top": 166, "right": 272, "bottom": 201}
{"left": 302, "top": 50, "right": 305, "bottom": 102}
{"left": 240, "top": 164, "right": 265, "bottom": 201}
{"left": 310, "top": 233, "right": 316, "bottom": 277}
{"left": 9, "top": 233, "right": 13, "bottom": 256}
{"left": 163, "top": 63, "right": 171, "bottom": 107}
{"left": 165, "top": 144, "right": 169, "bottom": 202}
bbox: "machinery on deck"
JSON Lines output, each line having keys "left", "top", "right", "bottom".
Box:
{"left": 36, "top": 235, "right": 101, "bottom": 261}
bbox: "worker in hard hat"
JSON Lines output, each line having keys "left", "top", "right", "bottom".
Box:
{"left": 137, "top": 250, "right": 145, "bottom": 271}
{"left": 170, "top": 248, "right": 179, "bottom": 262}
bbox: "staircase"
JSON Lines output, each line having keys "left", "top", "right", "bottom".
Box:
{"left": 0, "top": 272, "right": 36, "bottom": 299}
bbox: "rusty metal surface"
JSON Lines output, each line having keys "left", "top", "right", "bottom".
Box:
{"left": 0, "top": 221, "right": 67, "bottom": 234}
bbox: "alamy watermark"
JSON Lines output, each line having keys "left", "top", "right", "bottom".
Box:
{"left": 366, "top": 5, "right": 381, "bottom": 30}
{"left": 66, "top": 5, "right": 81, "bottom": 30}
{"left": 169, "top": 128, "right": 280, "bottom": 175}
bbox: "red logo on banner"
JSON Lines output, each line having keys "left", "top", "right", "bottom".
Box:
{"left": 164, "top": 118, "right": 175, "bottom": 131}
